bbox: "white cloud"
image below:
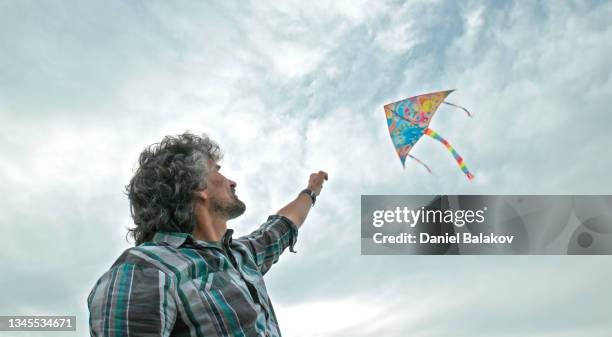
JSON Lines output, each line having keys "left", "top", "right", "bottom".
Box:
{"left": 276, "top": 297, "right": 385, "bottom": 337}
{"left": 272, "top": 259, "right": 612, "bottom": 337}
{"left": 1, "top": 0, "right": 612, "bottom": 336}
{"left": 372, "top": 2, "right": 420, "bottom": 54}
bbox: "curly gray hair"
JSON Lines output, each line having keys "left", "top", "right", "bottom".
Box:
{"left": 126, "top": 132, "right": 222, "bottom": 245}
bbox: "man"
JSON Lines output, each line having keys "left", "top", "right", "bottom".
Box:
{"left": 87, "top": 132, "right": 327, "bottom": 336}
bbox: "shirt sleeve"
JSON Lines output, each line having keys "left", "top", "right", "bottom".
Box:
{"left": 88, "top": 263, "right": 177, "bottom": 337}
{"left": 235, "top": 214, "right": 299, "bottom": 275}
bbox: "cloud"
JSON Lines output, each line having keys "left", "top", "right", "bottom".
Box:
{"left": 272, "top": 257, "right": 612, "bottom": 337}
{"left": 1, "top": 0, "right": 612, "bottom": 336}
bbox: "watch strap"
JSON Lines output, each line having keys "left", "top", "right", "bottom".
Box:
{"left": 300, "top": 189, "right": 316, "bottom": 206}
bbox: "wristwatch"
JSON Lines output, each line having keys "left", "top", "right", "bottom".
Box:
{"left": 300, "top": 189, "right": 317, "bottom": 206}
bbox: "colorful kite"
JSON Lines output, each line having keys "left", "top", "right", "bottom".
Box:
{"left": 384, "top": 89, "right": 474, "bottom": 180}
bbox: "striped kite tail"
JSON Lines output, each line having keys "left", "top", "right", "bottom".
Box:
{"left": 424, "top": 128, "right": 475, "bottom": 181}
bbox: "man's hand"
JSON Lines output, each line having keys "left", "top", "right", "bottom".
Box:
{"left": 307, "top": 171, "right": 328, "bottom": 196}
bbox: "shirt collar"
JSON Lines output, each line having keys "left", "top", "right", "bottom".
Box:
{"left": 152, "top": 229, "right": 234, "bottom": 249}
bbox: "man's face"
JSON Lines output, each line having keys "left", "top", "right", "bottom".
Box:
{"left": 205, "top": 160, "right": 246, "bottom": 219}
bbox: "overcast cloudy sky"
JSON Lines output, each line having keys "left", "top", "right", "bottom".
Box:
{"left": 1, "top": 0, "right": 612, "bottom": 336}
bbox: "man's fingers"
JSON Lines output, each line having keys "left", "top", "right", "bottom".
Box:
{"left": 318, "top": 171, "right": 328, "bottom": 181}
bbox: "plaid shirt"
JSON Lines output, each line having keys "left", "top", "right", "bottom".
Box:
{"left": 88, "top": 215, "right": 298, "bottom": 337}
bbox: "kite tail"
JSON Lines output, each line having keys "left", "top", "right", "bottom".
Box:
{"left": 443, "top": 101, "right": 472, "bottom": 117}
{"left": 424, "top": 128, "right": 475, "bottom": 180}
{"left": 408, "top": 154, "right": 432, "bottom": 174}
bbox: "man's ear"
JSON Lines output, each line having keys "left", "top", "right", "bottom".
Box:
{"left": 195, "top": 189, "right": 209, "bottom": 202}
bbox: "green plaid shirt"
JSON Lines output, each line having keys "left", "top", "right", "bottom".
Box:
{"left": 88, "top": 215, "right": 298, "bottom": 337}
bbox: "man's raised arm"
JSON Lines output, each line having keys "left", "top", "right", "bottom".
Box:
{"left": 276, "top": 171, "right": 328, "bottom": 228}
{"left": 235, "top": 171, "right": 327, "bottom": 275}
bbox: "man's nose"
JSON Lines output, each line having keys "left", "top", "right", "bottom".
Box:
{"left": 229, "top": 179, "right": 237, "bottom": 188}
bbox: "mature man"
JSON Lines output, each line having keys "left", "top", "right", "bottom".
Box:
{"left": 87, "top": 132, "right": 327, "bottom": 336}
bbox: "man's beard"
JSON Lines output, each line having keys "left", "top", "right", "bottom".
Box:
{"left": 209, "top": 191, "right": 246, "bottom": 220}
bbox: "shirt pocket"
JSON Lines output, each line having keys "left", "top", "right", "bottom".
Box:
{"left": 199, "top": 271, "right": 261, "bottom": 329}
{"left": 202, "top": 271, "right": 229, "bottom": 292}
{"left": 203, "top": 271, "right": 252, "bottom": 304}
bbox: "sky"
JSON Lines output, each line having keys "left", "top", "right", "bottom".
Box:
{"left": 1, "top": 0, "right": 612, "bottom": 336}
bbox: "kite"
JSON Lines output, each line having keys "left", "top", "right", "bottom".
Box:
{"left": 384, "top": 89, "right": 474, "bottom": 180}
